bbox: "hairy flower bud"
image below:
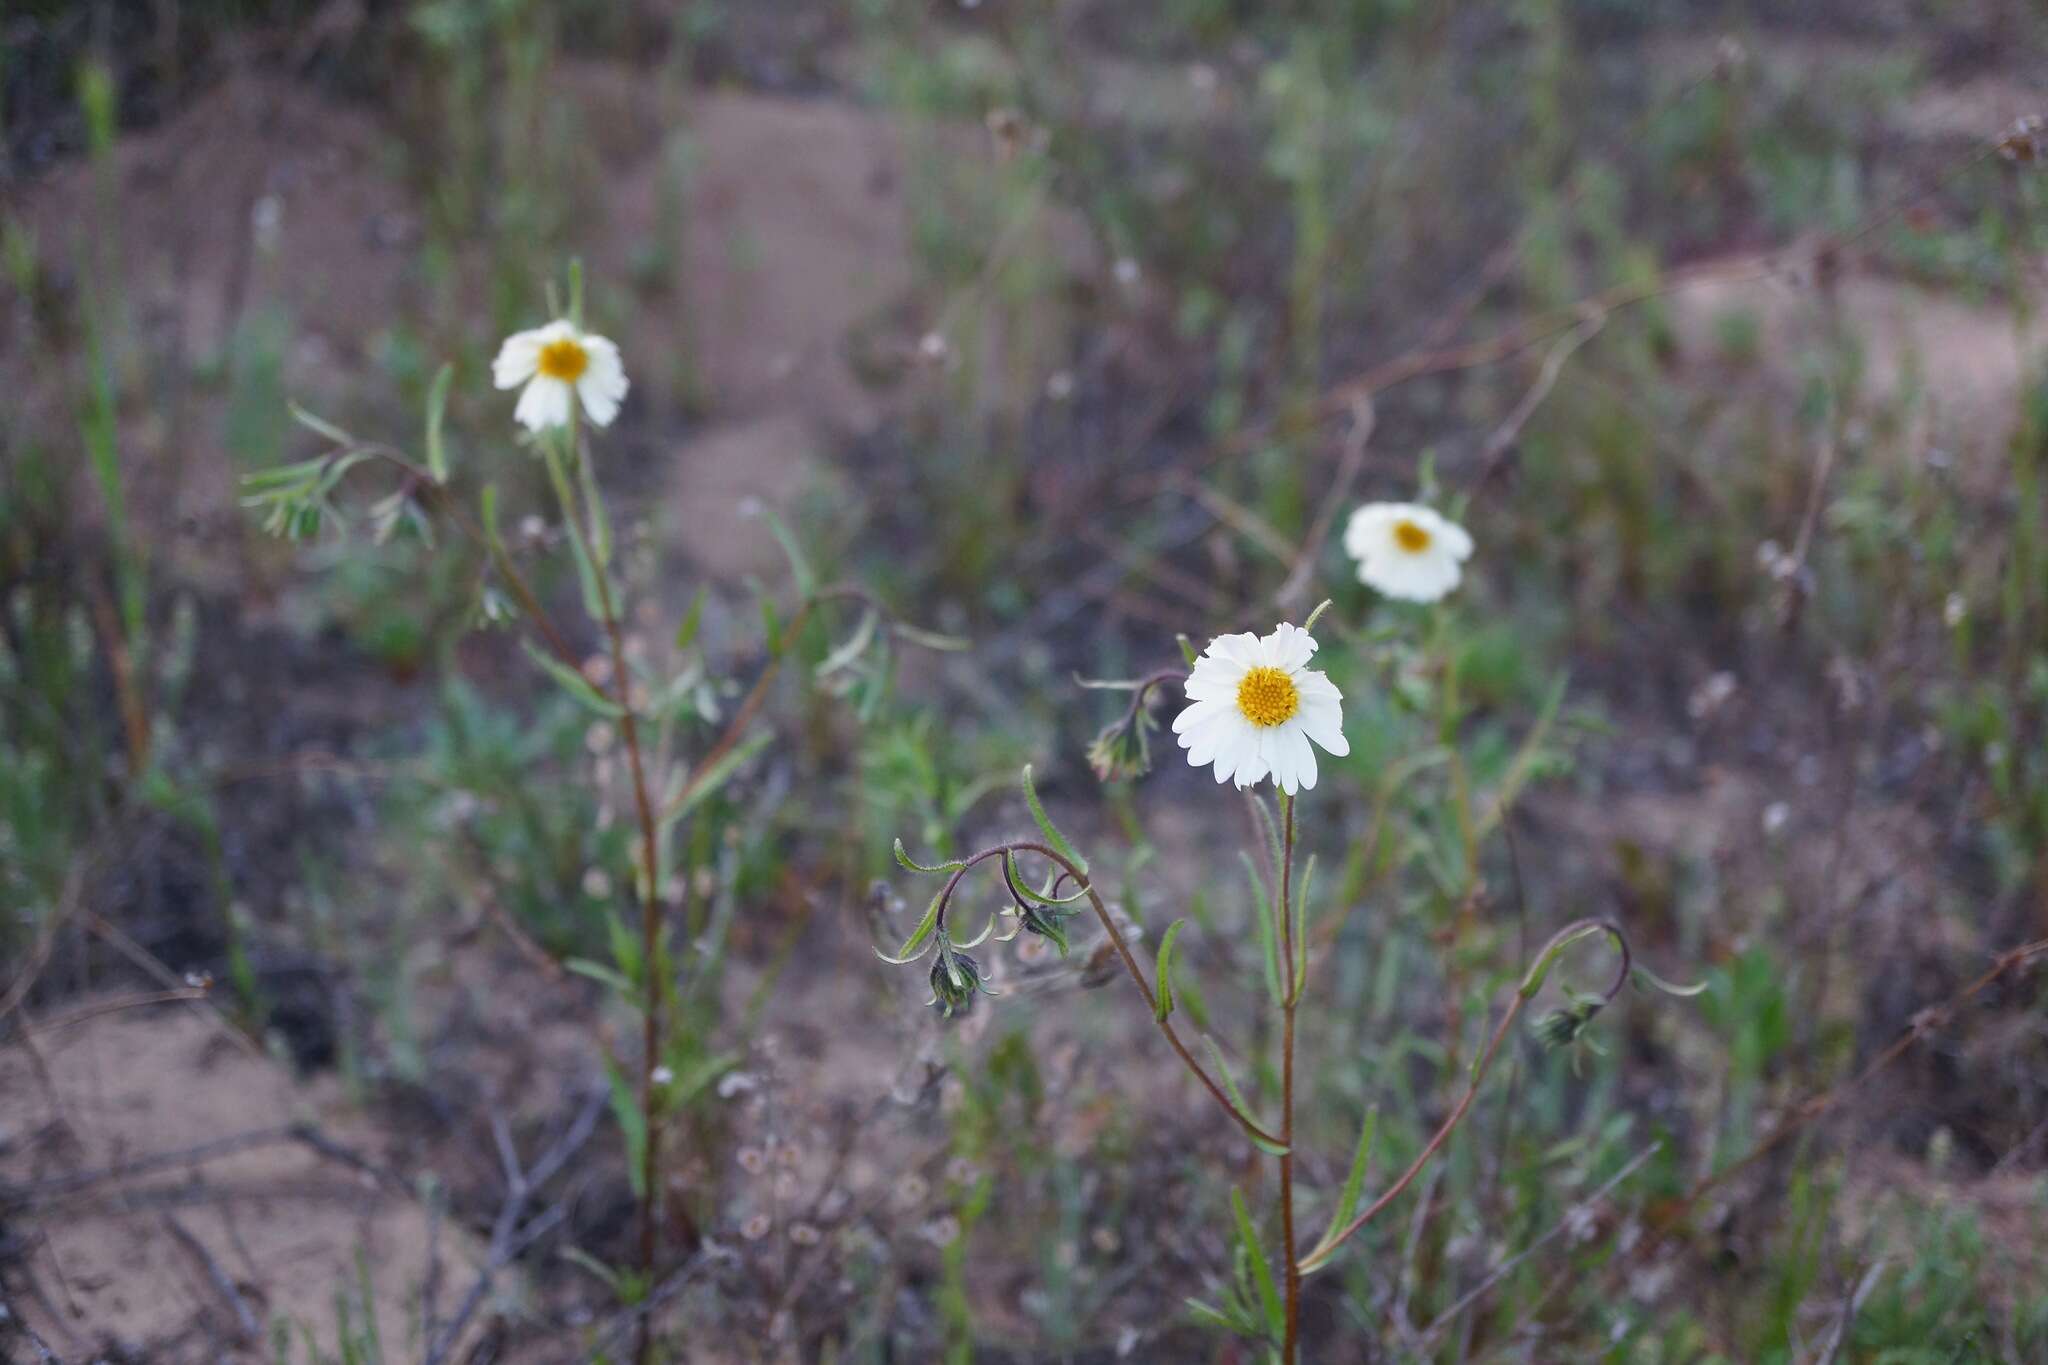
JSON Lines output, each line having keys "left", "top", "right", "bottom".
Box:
{"left": 1532, "top": 993, "right": 1605, "bottom": 1050}
{"left": 929, "top": 948, "right": 991, "bottom": 1019}
{"left": 1087, "top": 703, "right": 1157, "bottom": 783}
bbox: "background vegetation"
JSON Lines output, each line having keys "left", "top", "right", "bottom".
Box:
{"left": 3, "top": 1, "right": 2047, "bottom": 1361}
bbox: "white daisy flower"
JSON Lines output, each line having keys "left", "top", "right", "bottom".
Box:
{"left": 492, "top": 318, "right": 629, "bottom": 433}
{"left": 1172, "top": 622, "right": 1348, "bottom": 795}
{"left": 1343, "top": 502, "right": 1472, "bottom": 603}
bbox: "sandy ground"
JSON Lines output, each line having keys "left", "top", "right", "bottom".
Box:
{"left": 1, "top": 1003, "right": 484, "bottom": 1361}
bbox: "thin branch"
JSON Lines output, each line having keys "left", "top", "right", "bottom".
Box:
{"left": 1813, "top": 1260, "right": 1888, "bottom": 1365}
{"left": 1274, "top": 398, "right": 1376, "bottom": 613}
{"left": 160, "top": 1214, "right": 260, "bottom": 1345}
{"left": 423, "top": 1086, "right": 607, "bottom": 1365}
{"left": 1472, "top": 314, "right": 1605, "bottom": 489}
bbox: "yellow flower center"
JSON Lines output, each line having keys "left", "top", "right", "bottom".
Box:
{"left": 1393, "top": 519, "right": 1432, "bottom": 554}
{"left": 1235, "top": 666, "right": 1301, "bottom": 728}
{"left": 537, "top": 336, "right": 590, "bottom": 382}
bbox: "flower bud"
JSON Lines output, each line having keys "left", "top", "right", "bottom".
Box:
{"left": 929, "top": 949, "right": 991, "bottom": 1019}
{"left": 1087, "top": 710, "right": 1155, "bottom": 784}
{"left": 1532, "top": 994, "right": 1605, "bottom": 1050}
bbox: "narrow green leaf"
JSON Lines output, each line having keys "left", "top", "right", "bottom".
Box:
{"left": 288, "top": 400, "right": 356, "bottom": 448}
{"left": 520, "top": 639, "right": 625, "bottom": 718}
{"left": 1289, "top": 853, "right": 1317, "bottom": 1005}
{"left": 816, "top": 608, "right": 878, "bottom": 679}
{"left": 1230, "top": 1187, "right": 1285, "bottom": 1338}
{"left": 564, "top": 957, "right": 635, "bottom": 997}
{"left": 1177, "top": 633, "right": 1199, "bottom": 667}
{"left": 876, "top": 887, "right": 945, "bottom": 965}
{"left": 578, "top": 443, "right": 614, "bottom": 567}
{"left": 424, "top": 362, "right": 453, "bottom": 483}
{"left": 1183, "top": 1298, "right": 1243, "bottom": 1334}
{"left": 559, "top": 1247, "right": 622, "bottom": 1293}
{"left": 480, "top": 483, "right": 506, "bottom": 556}
{"left": 746, "top": 500, "right": 815, "bottom": 598}
{"left": 1154, "top": 918, "right": 1188, "bottom": 1022}
{"left": 662, "top": 728, "right": 772, "bottom": 831}
{"left": 1020, "top": 764, "right": 1087, "bottom": 875}
{"left": 1314, "top": 1106, "right": 1378, "bottom": 1258}
{"left": 602, "top": 1052, "right": 649, "bottom": 1198}
{"left": 1242, "top": 851, "right": 1281, "bottom": 1008}
{"left": 894, "top": 838, "right": 966, "bottom": 875}
{"left": 239, "top": 457, "right": 331, "bottom": 492}
{"left": 667, "top": 1049, "right": 739, "bottom": 1109}
{"left": 890, "top": 621, "right": 971, "bottom": 652}
{"left": 1635, "top": 964, "right": 1709, "bottom": 997}
{"left": 605, "top": 910, "right": 643, "bottom": 985}
{"left": 1476, "top": 670, "right": 1567, "bottom": 839}
{"left": 1202, "top": 1036, "right": 1287, "bottom": 1155}
{"left": 673, "top": 587, "right": 706, "bottom": 652}
{"left": 1003, "top": 852, "right": 1088, "bottom": 905}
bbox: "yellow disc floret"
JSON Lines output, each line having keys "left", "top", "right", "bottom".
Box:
{"left": 1235, "top": 666, "right": 1301, "bottom": 728}
{"left": 1393, "top": 519, "right": 1432, "bottom": 553}
{"left": 537, "top": 336, "right": 591, "bottom": 382}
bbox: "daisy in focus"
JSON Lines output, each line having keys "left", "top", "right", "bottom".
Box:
{"left": 1343, "top": 502, "right": 1472, "bottom": 602}
{"left": 1173, "top": 622, "right": 1347, "bottom": 795}
{"left": 492, "top": 319, "right": 629, "bottom": 434}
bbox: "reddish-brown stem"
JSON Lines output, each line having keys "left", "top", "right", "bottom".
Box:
{"left": 1299, "top": 992, "right": 1527, "bottom": 1273}
{"left": 1277, "top": 795, "right": 1301, "bottom": 1364}
{"left": 1301, "top": 918, "right": 1629, "bottom": 1273}
{"left": 541, "top": 434, "right": 667, "bottom": 1365}
{"left": 987, "top": 841, "right": 1288, "bottom": 1151}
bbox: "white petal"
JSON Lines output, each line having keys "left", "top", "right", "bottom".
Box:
{"left": 493, "top": 329, "right": 546, "bottom": 389}
{"left": 1295, "top": 670, "right": 1342, "bottom": 704}
{"left": 1261, "top": 622, "right": 1317, "bottom": 671}
{"left": 1275, "top": 725, "right": 1316, "bottom": 794}
{"left": 1207, "top": 632, "right": 1262, "bottom": 667}
{"left": 577, "top": 372, "right": 624, "bottom": 427}
{"left": 1230, "top": 730, "right": 1269, "bottom": 789}
{"left": 1436, "top": 515, "right": 1474, "bottom": 561}
{"left": 1181, "top": 712, "right": 1241, "bottom": 766}
{"left": 1360, "top": 547, "right": 1462, "bottom": 602}
{"left": 1343, "top": 503, "right": 1399, "bottom": 558}
{"left": 1297, "top": 697, "right": 1348, "bottom": 756}
{"left": 1182, "top": 656, "right": 1244, "bottom": 702}
{"left": 514, "top": 376, "right": 573, "bottom": 433}
{"left": 1173, "top": 696, "right": 1230, "bottom": 735}
{"left": 576, "top": 335, "right": 630, "bottom": 428}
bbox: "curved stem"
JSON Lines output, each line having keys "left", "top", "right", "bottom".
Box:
{"left": 988, "top": 841, "right": 1289, "bottom": 1151}
{"left": 1299, "top": 917, "right": 1629, "bottom": 1273}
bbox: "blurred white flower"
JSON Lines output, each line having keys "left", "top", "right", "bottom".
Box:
{"left": 1343, "top": 502, "right": 1472, "bottom": 602}
{"left": 492, "top": 319, "right": 628, "bottom": 433}
{"left": 1173, "top": 622, "right": 1347, "bottom": 795}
